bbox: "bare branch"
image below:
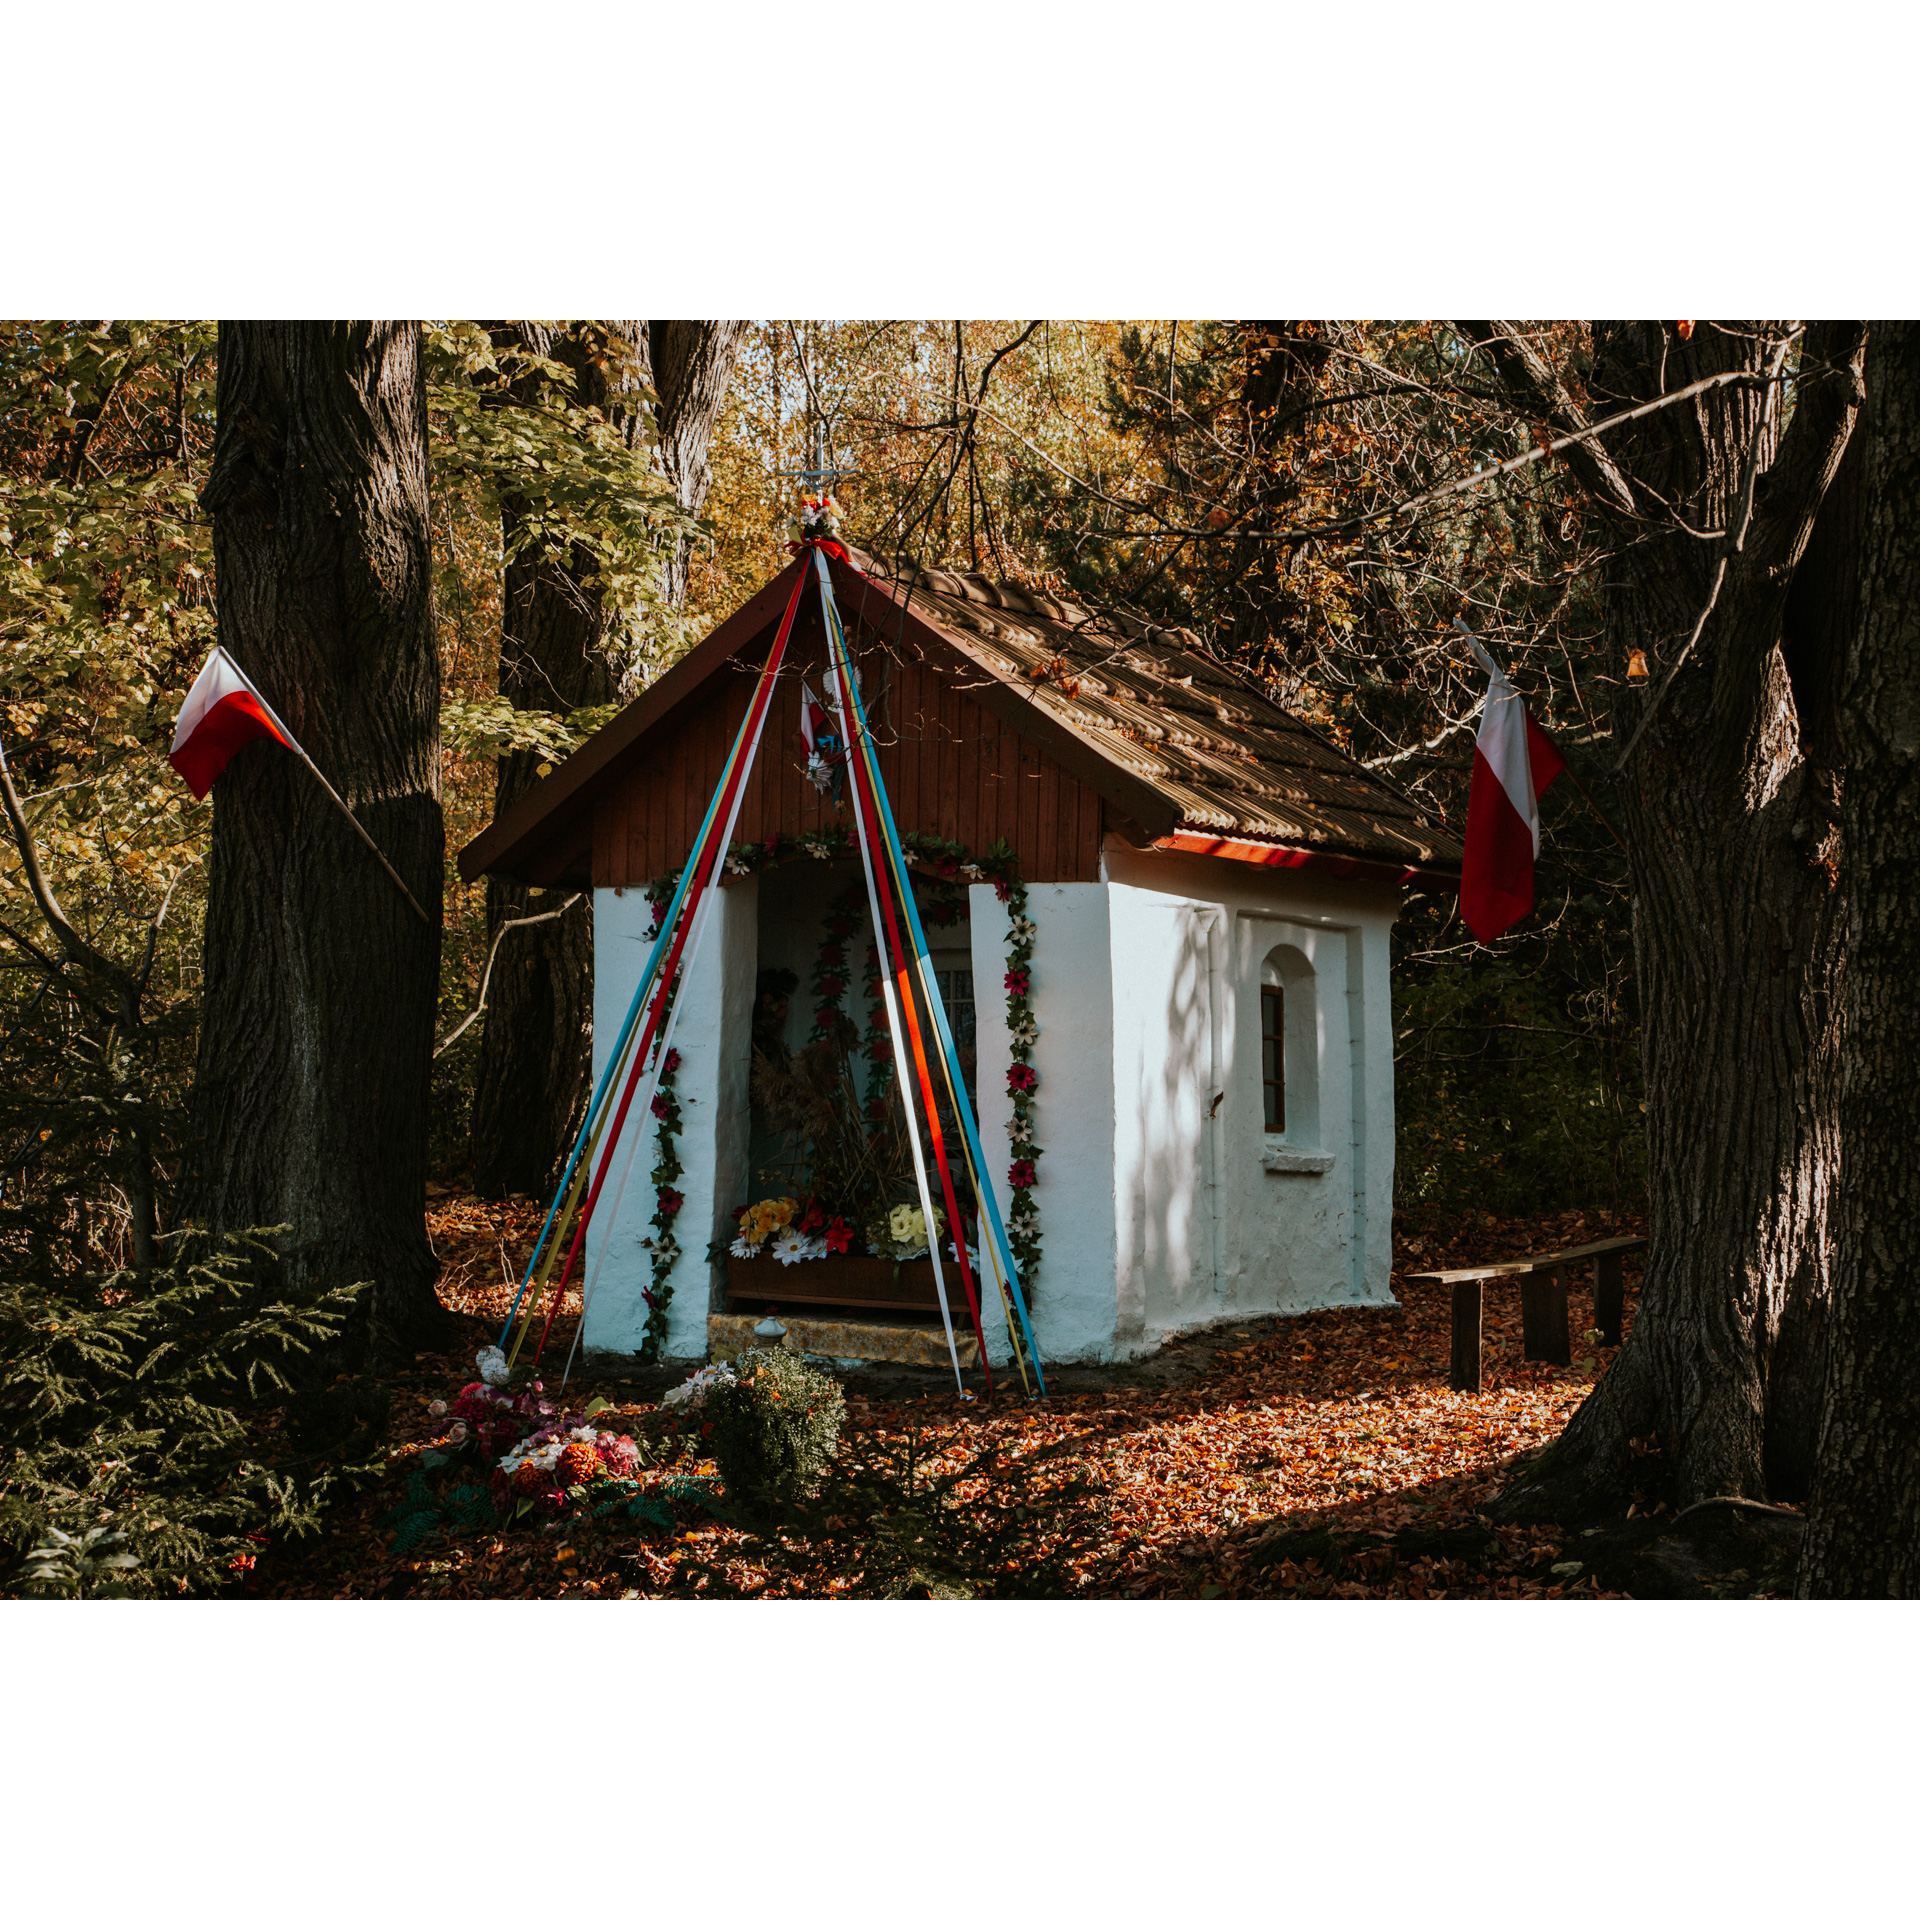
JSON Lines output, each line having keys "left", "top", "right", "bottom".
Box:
{"left": 435, "top": 893, "right": 584, "bottom": 1057}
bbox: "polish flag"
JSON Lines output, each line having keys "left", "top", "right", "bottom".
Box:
{"left": 169, "top": 647, "right": 299, "bottom": 798}
{"left": 1460, "top": 655, "right": 1564, "bottom": 943}
{"left": 798, "top": 678, "right": 830, "bottom": 758}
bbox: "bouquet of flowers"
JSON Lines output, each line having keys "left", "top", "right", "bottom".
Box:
{"left": 660, "top": 1363, "right": 735, "bottom": 1410}
{"left": 865, "top": 1200, "right": 946, "bottom": 1259}
{"left": 487, "top": 1421, "right": 645, "bottom": 1518}
{"left": 790, "top": 491, "right": 843, "bottom": 542}
{"left": 729, "top": 1194, "right": 857, "bottom": 1262}
{"left": 428, "top": 1377, "right": 555, "bottom": 1464}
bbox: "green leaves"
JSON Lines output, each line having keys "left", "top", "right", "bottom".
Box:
{"left": 438, "top": 694, "right": 617, "bottom": 764}
{"left": 422, "top": 322, "right": 699, "bottom": 692}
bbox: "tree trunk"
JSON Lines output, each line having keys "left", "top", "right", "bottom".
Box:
{"left": 1223, "top": 320, "right": 1331, "bottom": 673}
{"left": 1470, "top": 321, "right": 1865, "bottom": 1518}
{"left": 468, "top": 321, "right": 744, "bottom": 1198}
{"left": 648, "top": 320, "right": 749, "bottom": 606}
{"left": 182, "top": 321, "right": 446, "bottom": 1359}
{"left": 1799, "top": 322, "right": 1920, "bottom": 1596}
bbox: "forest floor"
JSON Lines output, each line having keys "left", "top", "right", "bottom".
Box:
{"left": 240, "top": 1189, "right": 1795, "bottom": 1601}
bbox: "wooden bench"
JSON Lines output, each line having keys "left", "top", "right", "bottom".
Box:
{"left": 1406, "top": 1236, "right": 1647, "bottom": 1391}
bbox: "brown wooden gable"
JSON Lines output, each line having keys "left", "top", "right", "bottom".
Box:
{"left": 590, "top": 590, "right": 1106, "bottom": 888}
{"left": 459, "top": 548, "right": 1460, "bottom": 894}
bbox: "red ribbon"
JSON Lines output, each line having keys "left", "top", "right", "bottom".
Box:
{"left": 530, "top": 564, "right": 813, "bottom": 1361}
{"left": 787, "top": 535, "right": 855, "bottom": 567}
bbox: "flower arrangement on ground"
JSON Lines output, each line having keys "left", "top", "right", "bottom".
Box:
{"left": 486, "top": 1420, "right": 646, "bottom": 1518}
{"left": 431, "top": 1376, "right": 555, "bottom": 1464}
{"left": 660, "top": 1363, "right": 735, "bottom": 1410}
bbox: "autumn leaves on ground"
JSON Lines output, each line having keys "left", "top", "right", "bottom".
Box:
{"left": 257, "top": 1192, "right": 1647, "bottom": 1600}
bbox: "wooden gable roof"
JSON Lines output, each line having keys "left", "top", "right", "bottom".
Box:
{"left": 457, "top": 549, "right": 1463, "bottom": 891}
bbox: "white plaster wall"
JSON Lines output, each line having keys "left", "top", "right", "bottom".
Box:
{"left": 971, "top": 881, "right": 1118, "bottom": 1365}
{"left": 582, "top": 878, "right": 757, "bottom": 1360}
{"left": 583, "top": 845, "right": 1401, "bottom": 1369}
{"left": 1100, "top": 843, "right": 1402, "bottom": 1329}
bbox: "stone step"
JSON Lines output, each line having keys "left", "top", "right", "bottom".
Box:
{"left": 707, "top": 1311, "right": 978, "bottom": 1369}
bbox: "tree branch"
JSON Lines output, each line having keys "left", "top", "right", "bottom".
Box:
{"left": 1455, "top": 320, "right": 1639, "bottom": 516}
{"left": 0, "top": 726, "right": 134, "bottom": 996}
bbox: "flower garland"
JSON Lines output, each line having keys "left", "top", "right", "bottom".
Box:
{"left": 642, "top": 827, "right": 1043, "bottom": 1301}
{"left": 806, "top": 878, "right": 867, "bottom": 1048}
{"left": 642, "top": 826, "right": 854, "bottom": 937}
{"left": 995, "top": 868, "right": 1043, "bottom": 1292}
{"left": 638, "top": 1045, "right": 683, "bottom": 1363}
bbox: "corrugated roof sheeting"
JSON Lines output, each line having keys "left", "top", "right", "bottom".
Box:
{"left": 851, "top": 553, "right": 1462, "bottom": 872}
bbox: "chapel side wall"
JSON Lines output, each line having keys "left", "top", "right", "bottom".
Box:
{"left": 1106, "top": 884, "right": 1212, "bottom": 1352}
{"left": 971, "top": 881, "right": 1118, "bottom": 1365}
{"left": 1099, "top": 842, "right": 1403, "bottom": 1327}
{"left": 583, "top": 879, "right": 756, "bottom": 1361}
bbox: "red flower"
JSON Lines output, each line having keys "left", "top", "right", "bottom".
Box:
{"left": 994, "top": 879, "right": 1011, "bottom": 902}
{"left": 821, "top": 945, "right": 844, "bottom": 966}
{"left": 657, "top": 1188, "right": 685, "bottom": 1218}
{"left": 817, "top": 975, "right": 845, "bottom": 997}
{"left": 799, "top": 1200, "right": 828, "bottom": 1233}
{"left": 663, "top": 1048, "right": 682, "bottom": 1075}
{"left": 1004, "top": 969, "right": 1029, "bottom": 996}
{"left": 830, "top": 916, "right": 855, "bottom": 937}
{"left": 730, "top": 1203, "right": 748, "bottom": 1223}
{"left": 1007, "top": 1064, "right": 1038, "bottom": 1092}
{"left": 825, "top": 1220, "right": 855, "bottom": 1253}
{"left": 650, "top": 1094, "right": 671, "bottom": 1120}
{"left": 764, "top": 837, "right": 781, "bottom": 855}
{"left": 1008, "top": 1158, "right": 1037, "bottom": 1189}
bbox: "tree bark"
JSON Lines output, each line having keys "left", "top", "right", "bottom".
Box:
{"left": 1223, "top": 321, "right": 1332, "bottom": 671}
{"left": 1799, "top": 322, "right": 1920, "bottom": 1596}
{"left": 467, "top": 321, "right": 744, "bottom": 1199}
{"left": 182, "top": 321, "right": 446, "bottom": 1358}
{"left": 1470, "top": 321, "right": 1866, "bottom": 1518}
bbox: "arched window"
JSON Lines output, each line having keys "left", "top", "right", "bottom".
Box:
{"left": 1259, "top": 945, "right": 1318, "bottom": 1150}
{"left": 1261, "top": 981, "right": 1286, "bottom": 1132}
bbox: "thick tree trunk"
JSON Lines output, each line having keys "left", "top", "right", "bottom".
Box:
{"left": 1799, "top": 322, "right": 1920, "bottom": 1596}
{"left": 468, "top": 321, "right": 744, "bottom": 1198}
{"left": 182, "top": 321, "right": 446, "bottom": 1358}
{"left": 1472, "top": 321, "right": 1865, "bottom": 1518}
{"left": 649, "top": 320, "right": 749, "bottom": 606}
{"left": 1224, "top": 321, "right": 1331, "bottom": 673}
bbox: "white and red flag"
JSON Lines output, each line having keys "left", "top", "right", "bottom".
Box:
{"left": 169, "top": 646, "right": 298, "bottom": 798}
{"left": 798, "top": 677, "right": 843, "bottom": 794}
{"left": 1459, "top": 638, "right": 1565, "bottom": 944}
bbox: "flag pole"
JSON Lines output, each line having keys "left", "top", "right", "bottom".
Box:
{"left": 219, "top": 650, "right": 434, "bottom": 926}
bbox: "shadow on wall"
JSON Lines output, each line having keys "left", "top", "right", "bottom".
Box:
{"left": 1118, "top": 898, "right": 1214, "bottom": 1329}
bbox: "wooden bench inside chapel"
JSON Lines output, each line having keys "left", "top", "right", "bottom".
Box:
{"left": 1405, "top": 1236, "right": 1648, "bottom": 1391}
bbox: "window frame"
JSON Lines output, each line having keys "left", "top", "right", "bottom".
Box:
{"left": 1260, "top": 981, "right": 1286, "bottom": 1134}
